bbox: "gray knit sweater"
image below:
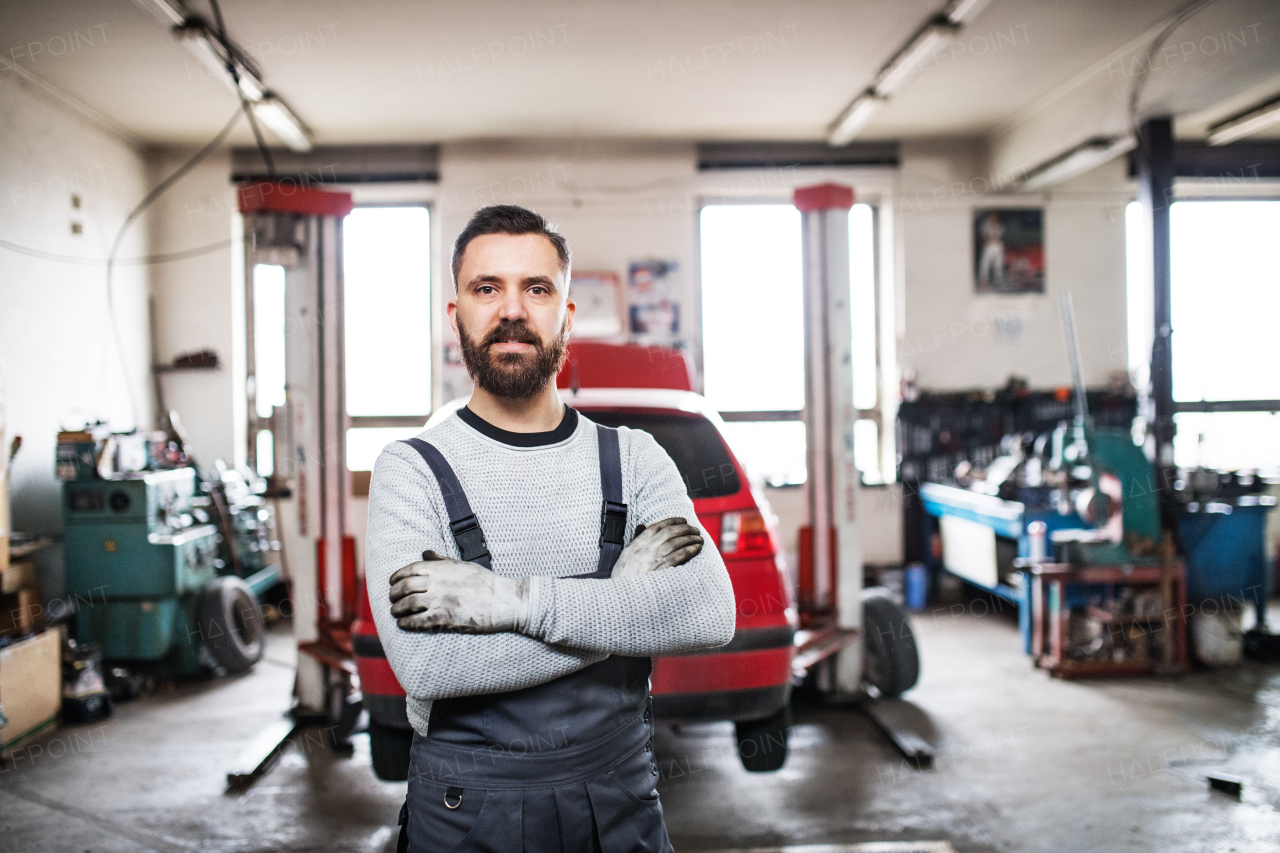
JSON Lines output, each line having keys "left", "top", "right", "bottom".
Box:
{"left": 365, "top": 405, "right": 737, "bottom": 735}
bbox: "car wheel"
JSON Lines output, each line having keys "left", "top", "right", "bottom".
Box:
{"left": 197, "top": 576, "right": 265, "bottom": 673}
{"left": 735, "top": 706, "right": 790, "bottom": 772}
{"left": 328, "top": 682, "right": 365, "bottom": 748}
{"left": 368, "top": 719, "right": 413, "bottom": 782}
{"left": 862, "top": 586, "right": 920, "bottom": 698}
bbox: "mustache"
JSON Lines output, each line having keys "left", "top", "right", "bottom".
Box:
{"left": 482, "top": 322, "right": 541, "bottom": 349}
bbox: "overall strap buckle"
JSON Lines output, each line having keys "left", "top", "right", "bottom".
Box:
{"left": 599, "top": 499, "right": 629, "bottom": 548}
{"left": 449, "top": 514, "right": 490, "bottom": 564}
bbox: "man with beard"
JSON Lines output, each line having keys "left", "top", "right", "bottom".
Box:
{"left": 364, "top": 205, "right": 735, "bottom": 853}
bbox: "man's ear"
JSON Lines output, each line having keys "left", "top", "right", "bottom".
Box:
{"left": 563, "top": 297, "right": 576, "bottom": 338}
{"left": 447, "top": 298, "right": 460, "bottom": 341}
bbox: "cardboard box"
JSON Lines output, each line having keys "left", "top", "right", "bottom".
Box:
{"left": 0, "top": 587, "right": 41, "bottom": 636}
{"left": 1, "top": 558, "right": 34, "bottom": 594}
{"left": 0, "top": 629, "right": 60, "bottom": 755}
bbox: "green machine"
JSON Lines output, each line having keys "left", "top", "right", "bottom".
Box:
{"left": 63, "top": 468, "right": 269, "bottom": 676}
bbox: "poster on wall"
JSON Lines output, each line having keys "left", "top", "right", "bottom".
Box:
{"left": 973, "top": 208, "right": 1044, "bottom": 294}
{"left": 627, "top": 260, "right": 680, "bottom": 340}
{"left": 568, "top": 271, "right": 624, "bottom": 338}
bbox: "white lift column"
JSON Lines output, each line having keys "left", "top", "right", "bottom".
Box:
{"left": 795, "top": 183, "right": 864, "bottom": 693}
{"left": 240, "top": 182, "right": 356, "bottom": 715}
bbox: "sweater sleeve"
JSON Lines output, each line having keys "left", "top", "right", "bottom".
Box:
{"left": 365, "top": 443, "right": 606, "bottom": 702}
{"left": 522, "top": 428, "right": 738, "bottom": 656}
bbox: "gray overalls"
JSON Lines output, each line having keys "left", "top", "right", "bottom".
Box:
{"left": 396, "top": 426, "right": 673, "bottom": 853}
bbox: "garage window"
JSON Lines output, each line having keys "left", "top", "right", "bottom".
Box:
{"left": 1127, "top": 199, "right": 1280, "bottom": 470}
{"left": 344, "top": 206, "right": 432, "bottom": 471}
{"left": 700, "top": 202, "right": 882, "bottom": 486}
{"left": 250, "top": 263, "right": 286, "bottom": 476}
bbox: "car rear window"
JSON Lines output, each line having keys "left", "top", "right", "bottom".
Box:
{"left": 582, "top": 410, "right": 742, "bottom": 499}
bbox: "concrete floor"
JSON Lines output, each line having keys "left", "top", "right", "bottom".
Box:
{"left": 2, "top": 606, "right": 1279, "bottom": 853}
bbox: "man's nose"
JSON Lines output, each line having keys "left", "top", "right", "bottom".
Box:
{"left": 497, "top": 288, "right": 527, "bottom": 322}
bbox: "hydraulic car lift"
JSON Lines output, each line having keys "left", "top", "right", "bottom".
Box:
{"left": 794, "top": 182, "right": 931, "bottom": 767}
{"left": 228, "top": 181, "right": 363, "bottom": 785}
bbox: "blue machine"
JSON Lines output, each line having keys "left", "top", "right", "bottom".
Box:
{"left": 1176, "top": 472, "right": 1277, "bottom": 641}
{"left": 62, "top": 468, "right": 273, "bottom": 676}
{"left": 921, "top": 428, "right": 1163, "bottom": 652}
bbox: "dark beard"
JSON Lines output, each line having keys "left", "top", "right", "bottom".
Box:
{"left": 457, "top": 315, "right": 569, "bottom": 400}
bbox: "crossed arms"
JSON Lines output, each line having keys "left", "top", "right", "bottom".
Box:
{"left": 364, "top": 432, "right": 736, "bottom": 703}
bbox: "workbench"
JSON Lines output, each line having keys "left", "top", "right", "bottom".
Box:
{"left": 920, "top": 482, "right": 1090, "bottom": 652}
{"left": 1029, "top": 562, "right": 1189, "bottom": 677}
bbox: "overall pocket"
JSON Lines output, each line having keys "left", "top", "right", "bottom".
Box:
{"left": 585, "top": 744, "right": 672, "bottom": 853}
{"left": 405, "top": 781, "right": 488, "bottom": 853}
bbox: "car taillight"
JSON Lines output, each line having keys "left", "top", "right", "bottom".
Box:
{"left": 720, "top": 510, "right": 772, "bottom": 557}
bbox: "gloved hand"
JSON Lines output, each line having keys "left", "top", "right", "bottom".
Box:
{"left": 389, "top": 551, "right": 529, "bottom": 633}
{"left": 611, "top": 517, "right": 705, "bottom": 579}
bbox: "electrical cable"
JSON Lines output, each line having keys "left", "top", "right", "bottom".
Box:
{"left": 207, "top": 0, "right": 276, "bottom": 177}
{"left": 101, "top": 106, "right": 243, "bottom": 430}
{"left": 1, "top": 237, "right": 237, "bottom": 266}
{"left": 1129, "top": 0, "right": 1220, "bottom": 157}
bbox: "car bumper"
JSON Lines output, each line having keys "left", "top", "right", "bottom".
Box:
{"left": 652, "top": 683, "right": 791, "bottom": 723}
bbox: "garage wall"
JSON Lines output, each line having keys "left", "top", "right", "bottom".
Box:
{"left": 146, "top": 151, "right": 246, "bottom": 471}
{"left": 896, "top": 140, "right": 1132, "bottom": 391}
{"left": 0, "top": 75, "right": 152, "bottom": 595}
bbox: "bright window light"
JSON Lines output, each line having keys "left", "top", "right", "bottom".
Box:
{"left": 347, "top": 426, "right": 425, "bottom": 472}
{"left": 1170, "top": 200, "right": 1280, "bottom": 403}
{"left": 854, "top": 418, "right": 883, "bottom": 483}
{"left": 850, "top": 203, "right": 878, "bottom": 411}
{"left": 720, "top": 421, "right": 807, "bottom": 487}
{"left": 344, "top": 207, "right": 432, "bottom": 417}
{"left": 1174, "top": 412, "right": 1280, "bottom": 470}
{"left": 700, "top": 205, "right": 804, "bottom": 412}
{"left": 1127, "top": 200, "right": 1280, "bottom": 470}
{"left": 255, "top": 429, "right": 274, "bottom": 477}
{"left": 701, "top": 202, "right": 882, "bottom": 487}
{"left": 253, "top": 264, "right": 286, "bottom": 420}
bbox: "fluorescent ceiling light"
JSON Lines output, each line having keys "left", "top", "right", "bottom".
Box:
{"left": 828, "top": 91, "right": 887, "bottom": 146}
{"left": 179, "top": 27, "right": 268, "bottom": 103}
{"left": 944, "top": 0, "right": 992, "bottom": 24}
{"left": 171, "top": 18, "right": 310, "bottom": 151}
{"left": 1022, "top": 136, "right": 1136, "bottom": 190}
{"left": 1208, "top": 95, "right": 1280, "bottom": 146}
{"left": 254, "top": 97, "right": 312, "bottom": 152}
{"left": 826, "top": 12, "right": 960, "bottom": 146}
{"left": 237, "top": 73, "right": 266, "bottom": 103}
{"left": 875, "top": 22, "right": 958, "bottom": 95}
{"left": 132, "top": 0, "right": 186, "bottom": 27}
{"left": 179, "top": 27, "right": 235, "bottom": 86}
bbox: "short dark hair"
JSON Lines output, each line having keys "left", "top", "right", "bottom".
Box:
{"left": 451, "top": 204, "right": 571, "bottom": 290}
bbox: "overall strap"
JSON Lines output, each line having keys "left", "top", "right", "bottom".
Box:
{"left": 595, "top": 425, "right": 628, "bottom": 576}
{"left": 400, "top": 438, "right": 492, "bottom": 569}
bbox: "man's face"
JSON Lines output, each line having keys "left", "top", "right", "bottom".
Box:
{"left": 449, "top": 232, "right": 575, "bottom": 400}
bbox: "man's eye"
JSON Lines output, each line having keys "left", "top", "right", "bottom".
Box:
{"left": 530, "top": 286, "right": 548, "bottom": 295}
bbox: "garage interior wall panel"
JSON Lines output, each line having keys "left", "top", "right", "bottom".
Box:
{"left": 896, "top": 142, "right": 1130, "bottom": 392}
{"left": 146, "top": 150, "right": 246, "bottom": 471}
{"left": 0, "top": 76, "right": 153, "bottom": 598}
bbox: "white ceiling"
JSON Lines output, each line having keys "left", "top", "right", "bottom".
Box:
{"left": 1, "top": 0, "right": 1278, "bottom": 146}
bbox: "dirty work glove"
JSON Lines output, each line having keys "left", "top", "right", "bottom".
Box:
{"left": 611, "top": 517, "right": 705, "bottom": 579}
{"left": 389, "top": 551, "right": 529, "bottom": 634}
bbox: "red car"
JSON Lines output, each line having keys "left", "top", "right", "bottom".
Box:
{"left": 354, "top": 343, "right": 879, "bottom": 780}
